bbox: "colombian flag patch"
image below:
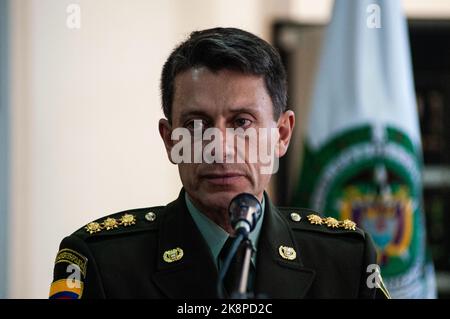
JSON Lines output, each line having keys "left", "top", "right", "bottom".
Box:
{"left": 49, "top": 279, "right": 84, "bottom": 299}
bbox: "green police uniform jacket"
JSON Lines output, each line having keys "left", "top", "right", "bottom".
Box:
{"left": 49, "top": 189, "right": 390, "bottom": 299}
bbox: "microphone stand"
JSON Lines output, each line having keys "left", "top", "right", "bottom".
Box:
{"left": 217, "top": 234, "right": 256, "bottom": 299}
{"left": 231, "top": 237, "right": 254, "bottom": 299}
{"left": 218, "top": 192, "right": 262, "bottom": 299}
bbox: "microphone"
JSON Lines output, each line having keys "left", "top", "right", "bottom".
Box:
{"left": 228, "top": 193, "right": 262, "bottom": 236}
{"left": 217, "top": 193, "right": 262, "bottom": 298}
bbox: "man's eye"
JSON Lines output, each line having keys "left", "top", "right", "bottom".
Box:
{"left": 185, "top": 119, "right": 207, "bottom": 131}
{"left": 234, "top": 118, "right": 252, "bottom": 128}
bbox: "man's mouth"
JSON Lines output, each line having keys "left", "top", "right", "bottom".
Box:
{"left": 200, "top": 172, "right": 246, "bottom": 186}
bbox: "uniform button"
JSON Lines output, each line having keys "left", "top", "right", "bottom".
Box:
{"left": 145, "top": 212, "right": 156, "bottom": 222}
{"left": 290, "top": 212, "right": 301, "bottom": 222}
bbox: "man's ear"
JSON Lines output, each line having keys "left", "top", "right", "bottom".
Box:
{"left": 276, "top": 110, "right": 295, "bottom": 158}
{"left": 159, "top": 118, "right": 176, "bottom": 164}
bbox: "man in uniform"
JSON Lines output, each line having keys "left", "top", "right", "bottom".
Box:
{"left": 49, "top": 27, "right": 390, "bottom": 299}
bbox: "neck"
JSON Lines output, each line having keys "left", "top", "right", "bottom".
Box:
{"left": 188, "top": 196, "right": 234, "bottom": 234}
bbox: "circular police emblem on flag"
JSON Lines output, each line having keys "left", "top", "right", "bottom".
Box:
{"left": 296, "top": 125, "right": 426, "bottom": 278}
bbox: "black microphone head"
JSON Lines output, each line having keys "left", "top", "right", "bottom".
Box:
{"left": 228, "top": 193, "right": 262, "bottom": 234}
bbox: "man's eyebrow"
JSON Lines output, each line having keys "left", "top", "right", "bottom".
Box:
{"left": 179, "top": 110, "right": 211, "bottom": 120}
{"left": 179, "top": 105, "right": 259, "bottom": 120}
{"left": 228, "top": 106, "right": 259, "bottom": 115}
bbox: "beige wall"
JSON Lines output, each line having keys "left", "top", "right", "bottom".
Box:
{"left": 8, "top": 0, "right": 450, "bottom": 298}
{"left": 9, "top": 0, "right": 179, "bottom": 298}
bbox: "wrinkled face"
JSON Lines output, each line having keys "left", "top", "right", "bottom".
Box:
{"left": 160, "top": 68, "right": 294, "bottom": 215}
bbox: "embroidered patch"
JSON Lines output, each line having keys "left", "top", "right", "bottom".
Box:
{"left": 55, "top": 248, "right": 88, "bottom": 277}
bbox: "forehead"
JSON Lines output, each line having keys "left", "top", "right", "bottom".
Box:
{"left": 172, "top": 67, "right": 272, "bottom": 120}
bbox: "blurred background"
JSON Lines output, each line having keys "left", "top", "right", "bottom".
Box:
{"left": 0, "top": 0, "right": 449, "bottom": 298}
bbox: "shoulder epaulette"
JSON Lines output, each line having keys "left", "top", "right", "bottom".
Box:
{"left": 74, "top": 206, "right": 166, "bottom": 239}
{"left": 278, "top": 207, "right": 365, "bottom": 237}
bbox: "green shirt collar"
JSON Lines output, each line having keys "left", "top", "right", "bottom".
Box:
{"left": 185, "top": 193, "right": 265, "bottom": 268}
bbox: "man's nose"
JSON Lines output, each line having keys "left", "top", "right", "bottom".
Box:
{"left": 211, "top": 120, "right": 235, "bottom": 163}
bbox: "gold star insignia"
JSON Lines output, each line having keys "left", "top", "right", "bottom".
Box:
{"left": 341, "top": 219, "right": 356, "bottom": 230}
{"left": 305, "top": 214, "right": 357, "bottom": 232}
{"left": 120, "top": 214, "right": 136, "bottom": 226}
{"left": 307, "top": 214, "right": 323, "bottom": 225}
{"left": 85, "top": 213, "right": 138, "bottom": 234}
{"left": 324, "top": 217, "right": 339, "bottom": 228}
{"left": 85, "top": 222, "right": 102, "bottom": 234}
{"left": 103, "top": 217, "right": 118, "bottom": 230}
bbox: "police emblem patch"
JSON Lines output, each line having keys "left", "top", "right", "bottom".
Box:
{"left": 54, "top": 248, "right": 88, "bottom": 277}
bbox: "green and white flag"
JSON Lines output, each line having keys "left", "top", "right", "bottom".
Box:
{"left": 294, "top": 0, "right": 436, "bottom": 298}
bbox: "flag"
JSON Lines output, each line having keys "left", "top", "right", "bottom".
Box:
{"left": 294, "top": 0, "right": 437, "bottom": 298}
